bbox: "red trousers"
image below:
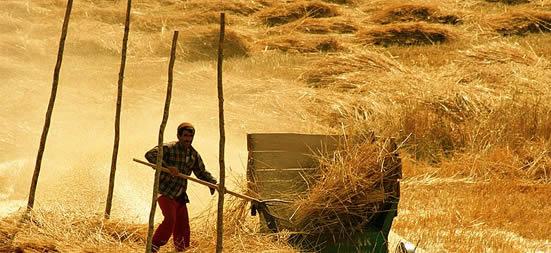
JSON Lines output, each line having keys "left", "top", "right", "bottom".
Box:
{"left": 152, "top": 195, "right": 190, "bottom": 252}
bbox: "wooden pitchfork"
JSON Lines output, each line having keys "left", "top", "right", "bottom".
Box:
{"left": 133, "top": 158, "right": 288, "bottom": 231}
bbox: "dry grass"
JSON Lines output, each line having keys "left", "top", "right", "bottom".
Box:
{"left": 491, "top": 10, "right": 551, "bottom": 36}
{"left": 372, "top": 3, "right": 462, "bottom": 25}
{"left": 288, "top": 140, "right": 401, "bottom": 249}
{"left": 394, "top": 178, "right": 551, "bottom": 252}
{"left": 357, "top": 22, "right": 457, "bottom": 46}
{"left": 256, "top": 34, "right": 343, "bottom": 53}
{"left": 256, "top": 1, "right": 340, "bottom": 27}
{"left": 268, "top": 17, "right": 358, "bottom": 34}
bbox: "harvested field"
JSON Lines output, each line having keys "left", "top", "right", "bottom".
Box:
{"left": 256, "top": 34, "right": 342, "bottom": 53}
{"left": 492, "top": 10, "right": 551, "bottom": 36}
{"left": 357, "top": 22, "right": 456, "bottom": 46}
{"left": 372, "top": 3, "right": 462, "bottom": 25}
{"left": 2, "top": 0, "right": 551, "bottom": 252}
{"left": 268, "top": 17, "right": 358, "bottom": 34}
{"left": 256, "top": 1, "right": 339, "bottom": 26}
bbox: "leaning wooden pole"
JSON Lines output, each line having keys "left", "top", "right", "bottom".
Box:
{"left": 145, "top": 31, "right": 178, "bottom": 253}
{"left": 105, "top": 0, "right": 132, "bottom": 219}
{"left": 27, "top": 0, "right": 74, "bottom": 212}
{"left": 215, "top": 12, "right": 226, "bottom": 253}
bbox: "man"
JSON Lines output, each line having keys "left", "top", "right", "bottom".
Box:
{"left": 145, "top": 122, "right": 217, "bottom": 252}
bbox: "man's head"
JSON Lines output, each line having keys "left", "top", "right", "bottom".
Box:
{"left": 177, "top": 122, "right": 195, "bottom": 147}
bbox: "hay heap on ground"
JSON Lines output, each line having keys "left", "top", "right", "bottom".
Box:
{"left": 372, "top": 3, "right": 462, "bottom": 25}
{"left": 257, "top": 34, "right": 342, "bottom": 53}
{"left": 154, "top": 26, "right": 251, "bottom": 60}
{"left": 268, "top": 17, "right": 358, "bottom": 34}
{"left": 256, "top": 1, "right": 339, "bottom": 26}
{"left": 485, "top": 0, "right": 530, "bottom": 5}
{"left": 300, "top": 51, "right": 406, "bottom": 88}
{"left": 491, "top": 10, "right": 551, "bottom": 36}
{"left": 287, "top": 139, "right": 401, "bottom": 249}
{"left": 358, "top": 22, "right": 456, "bottom": 46}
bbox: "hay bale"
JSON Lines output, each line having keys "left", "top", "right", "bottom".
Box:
{"left": 256, "top": 1, "right": 339, "bottom": 27}
{"left": 491, "top": 10, "right": 551, "bottom": 36}
{"left": 372, "top": 3, "right": 462, "bottom": 25}
{"left": 300, "top": 51, "right": 406, "bottom": 88}
{"left": 357, "top": 22, "right": 456, "bottom": 46}
{"left": 257, "top": 34, "right": 342, "bottom": 53}
{"left": 269, "top": 17, "right": 358, "bottom": 34}
{"left": 486, "top": 0, "right": 530, "bottom": 5}
{"left": 289, "top": 140, "right": 401, "bottom": 247}
{"left": 154, "top": 27, "right": 250, "bottom": 61}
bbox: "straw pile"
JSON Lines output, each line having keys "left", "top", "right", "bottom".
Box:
{"left": 256, "top": 1, "right": 339, "bottom": 26}
{"left": 257, "top": 34, "right": 342, "bottom": 53}
{"left": 300, "top": 51, "right": 406, "bottom": 88}
{"left": 268, "top": 17, "right": 358, "bottom": 34}
{"left": 357, "top": 22, "right": 456, "bottom": 46}
{"left": 491, "top": 10, "right": 551, "bottom": 35}
{"left": 289, "top": 139, "right": 401, "bottom": 248}
{"left": 154, "top": 26, "right": 251, "bottom": 60}
{"left": 372, "top": 3, "right": 462, "bottom": 25}
{"left": 486, "top": 0, "right": 530, "bottom": 4}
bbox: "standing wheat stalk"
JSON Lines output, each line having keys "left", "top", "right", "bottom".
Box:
{"left": 145, "top": 31, "right": 179, "bottom": 253}
{"left": 215, "top": 12, "right": 226, "bottom": 253}
{"left": 27, "top": 0, "right": 74, "bottom": 213}
{"left": 105, "top": 0, "right": 132, "bottom": 219}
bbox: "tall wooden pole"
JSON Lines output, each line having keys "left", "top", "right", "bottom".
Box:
{"left": 145, "top": 31, "right": 179, "bottom": 253}
{"left": 215, "top": 12, "right": 226, "bottom": 253}
{"left": 105, "top": 0, "right": 132, "bottom": 219}
{"left": 27, "top": 0, "right": 74, "bottom": 212}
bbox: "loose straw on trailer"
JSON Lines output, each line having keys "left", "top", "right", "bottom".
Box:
{"left": 215, "top": 12, "right": 226, "bottom": 253}
{"left": 105, "top": 0, "right": 132, "bottom": 219}
{"left": 27, "top": 0, "right": 74, "bottom": 213}
{"left": 145, "top": 31, "right": 179, "bottom": 253}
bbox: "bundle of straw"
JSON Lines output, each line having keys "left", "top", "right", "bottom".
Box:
{"left": 289, "top": 139, "right": 401, "bottom": 247}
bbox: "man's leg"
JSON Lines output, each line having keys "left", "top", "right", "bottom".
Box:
{"left": 152, "top": 195, "right": 178, "bottom": 252}
{"left": 173, "top": 202, "right": 191, "bottom": 251}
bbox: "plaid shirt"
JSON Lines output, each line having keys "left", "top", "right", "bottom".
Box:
{"left": 145, "top": 141, "right": 216, "bottom": 202}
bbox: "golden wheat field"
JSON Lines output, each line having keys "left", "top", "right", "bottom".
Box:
{"left": 1, "top": 0, "right": 551, "bottom": 252}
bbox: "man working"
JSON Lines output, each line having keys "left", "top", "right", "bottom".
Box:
{"left": 145, "top": 122, "right": 217, "bottom": 252}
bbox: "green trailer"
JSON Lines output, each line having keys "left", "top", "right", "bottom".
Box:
{"left": 246, "top": 133, "right": 402, "bottom": 253}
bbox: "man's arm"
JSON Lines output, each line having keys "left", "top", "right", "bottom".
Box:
{"left": 192, "top": 153, "right": 217, "bottom": 184}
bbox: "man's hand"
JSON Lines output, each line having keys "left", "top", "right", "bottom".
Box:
{"left": 167, "top": 166, "right": 179, "bottom": 177}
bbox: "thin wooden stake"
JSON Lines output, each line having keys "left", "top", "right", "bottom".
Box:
{"left": 26, "top": 0, "right": 74, "bottom": 212}
{"left": 215, "top": 12, "right": 226, "bottom": 253}
{"left": 145, "top": 31, "right": 179, "bottom": 253}
{"left": 105, "top": 0, "right": 132, "bottom": 219}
